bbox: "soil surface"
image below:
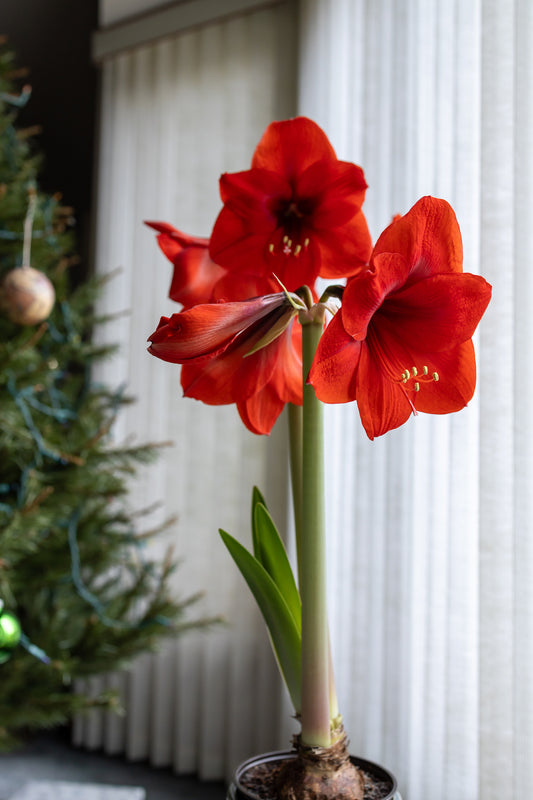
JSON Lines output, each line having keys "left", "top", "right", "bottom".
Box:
{"left": 239, "top": 760, "right": 393, "bottom": 800}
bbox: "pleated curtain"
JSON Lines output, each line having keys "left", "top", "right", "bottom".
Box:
{"left": 77, "top": 1, "right": 532, "bottom": 799}
{"left": 74, "top": 1, "right": 298, "bottom": 779}
{"left": 299, "top": 2, "right": 532, "bottom": 799}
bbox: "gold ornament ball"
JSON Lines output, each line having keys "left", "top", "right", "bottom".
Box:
{"left": 0, "top": 265, "right": 56, "bottom": 325}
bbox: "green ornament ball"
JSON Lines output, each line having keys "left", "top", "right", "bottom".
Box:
{"left": 0, "top": 609, "right": 22, "bottom": 651}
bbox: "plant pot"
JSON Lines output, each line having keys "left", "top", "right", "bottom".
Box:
{"left": 227, "top": 750, "right": 402, "bottom": 800}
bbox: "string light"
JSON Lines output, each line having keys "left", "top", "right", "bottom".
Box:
{"left": 66, "top": 508, "right": 172, "bottom": 631}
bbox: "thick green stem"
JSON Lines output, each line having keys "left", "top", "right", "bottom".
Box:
{"left": 300, "top": 319, "right": 331, "bottom": 747}
{"left": 328, "top": 630, "right": 340, "bottom": 724}
{"left": 288, "top": 403, "right": 303, "bottom": 581}
{"left": 288, "top": 401, "right": 340, "bottom": 725}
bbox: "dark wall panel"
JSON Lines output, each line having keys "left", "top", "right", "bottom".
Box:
{"left": 0, "top": 1, "right": 98, "bottom": 275}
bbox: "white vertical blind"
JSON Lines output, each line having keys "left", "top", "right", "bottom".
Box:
{"left": 76, "top": 2, "right": 298, "bottom": 780}
{"left": 513, "top": 2, "right": 533, "bottom": 795}
{"left": 478, "top": 0, "right": 515, "bottom": 795}
{"left": 298, "top": 2, "right": 532, "bottom": 800}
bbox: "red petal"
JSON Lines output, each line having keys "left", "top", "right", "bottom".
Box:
{"left": 146, "top": 221, "right": 209, "bottom": 246}
{"left": 412, "top": 340, "right": 477, "bottom": 414}
{"left": 169, "top": 246, "right": 226, "bottom": 307}
{"left": 154, "top": 233, "right": 185, "bottom": 263}
{"left": 296, "top": 160, "right": 368, "bottom": 229}
{"left": 354, "top": 341, "right": 413, "bottom": 440}
{"left": 151, "top": 315, "right": 170, "bottom": 332}
{"left": 236, "top": 324, "right": 302, "bottom": 435}
{"left": 372, "top": 196, "right": 463, "bottom": 284}
{"left": 145, "top": 222, "right": 222, "bottom": 307}
{"left": 218, "top": 169, "right": 289, "bottom": 230}
{"left": 378, "top": 273, "right": 492, "bottom": 351}
{"left": 308, "top": 312, "right": 361, "bottom": 403}
{"left": 212, "top": 270, "right": 279, "bottom": 302}
{"left": 251, "top": 117, "right": 337, "bottom": 181}
{"left": 315, "top": 212, "right": 373, "bottom": 279}
{"left": 180, "top": 322, "right": 292, "bottom": 406}
{"left": 179, "top": 343, "right": 265, "bottom": 406}
{"left": 341, "top": 254, "right": 408, "bottom": 340}
{"left": 237, "top": 384, "right": 286, "bottom": 435}
{"left": 180, "top": 359, "right": 237, "bottom": 405}
{"left": 209, "top": 206, "right": 271, "bottom": 271}
{"left": 267, "top": 321, "right": 303, "bottom": 405}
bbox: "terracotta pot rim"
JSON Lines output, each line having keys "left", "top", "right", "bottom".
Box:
{"left": 233, "top": 749, "right": 399, "bottom": 800}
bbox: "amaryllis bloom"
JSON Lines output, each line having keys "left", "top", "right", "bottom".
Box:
{"left": 148, "top": 292, "right": 303, "bottom": 435}
{"left": 209, "top": 117, "right": 372, "bottom": 293}
{"left": 145, "top": 221, "right": 282, "bottom": 306}
{"left": 145, "top": 221, "right": 225, "bottom": 308}
{"left": 308, "top": 196, "right": 492, "bottom": 440}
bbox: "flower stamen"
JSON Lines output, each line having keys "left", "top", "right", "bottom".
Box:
{"left": 399, "top": 364, "right": 439, "bottom": 390}
{"left": 269, "top": 238, "right": 309, "bottom": 257}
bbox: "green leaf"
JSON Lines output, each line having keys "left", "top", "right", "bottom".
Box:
{"left": 251, "top": 485, "right": 267, "bottom": 561}
{"left": 251, "top": 485, "right": 267, "bottom": 536}
{"left": 252, "top": 502, "right": 301, "bottom": 629}
{"left": 219, "top": 529, "right": 301, "bottom": 713}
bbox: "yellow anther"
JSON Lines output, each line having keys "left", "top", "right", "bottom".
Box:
{"left": 287, "top": 239, "right": 293, "bottom": 248}
{"left": 268, "top": 243, "right": 274, "bottom": 253}
{"left": 399, "top": 363, "right": 439, "bottom": 390}
{"left": 294, "top": 244, "right": 302, "bottom": 256}
{"left": 304, "top": 238, "right": 310, "bottom": 247}
{"left": 283, "top": 235, "right": 289, "bottom": 244}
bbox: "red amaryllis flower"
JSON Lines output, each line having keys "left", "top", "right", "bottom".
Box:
{"left": 145, "top": 221, "right": 281, "bottom": 306}
{"left": 308, "top": 196, "right": 492, "bottom": 440}
{"left": 145, "top": 221, "right": 224, "bottom": 307}
{"left": 148, "top": 292, "right": 303, "bottom": 435}
{"left": 209, "top": 117, "right": 372, "bottom": 293}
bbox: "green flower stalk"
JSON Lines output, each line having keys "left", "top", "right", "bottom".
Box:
{"left": 299, "top": 309, "right": 331, "bottom": 746}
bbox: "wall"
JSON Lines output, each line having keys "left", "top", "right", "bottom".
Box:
{"left": 0, "top": 0, "right": 98, "bottom": 278}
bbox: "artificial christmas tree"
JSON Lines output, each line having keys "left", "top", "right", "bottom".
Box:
{"left": 0, "top": 42, "right": 199, "bottom": 748}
